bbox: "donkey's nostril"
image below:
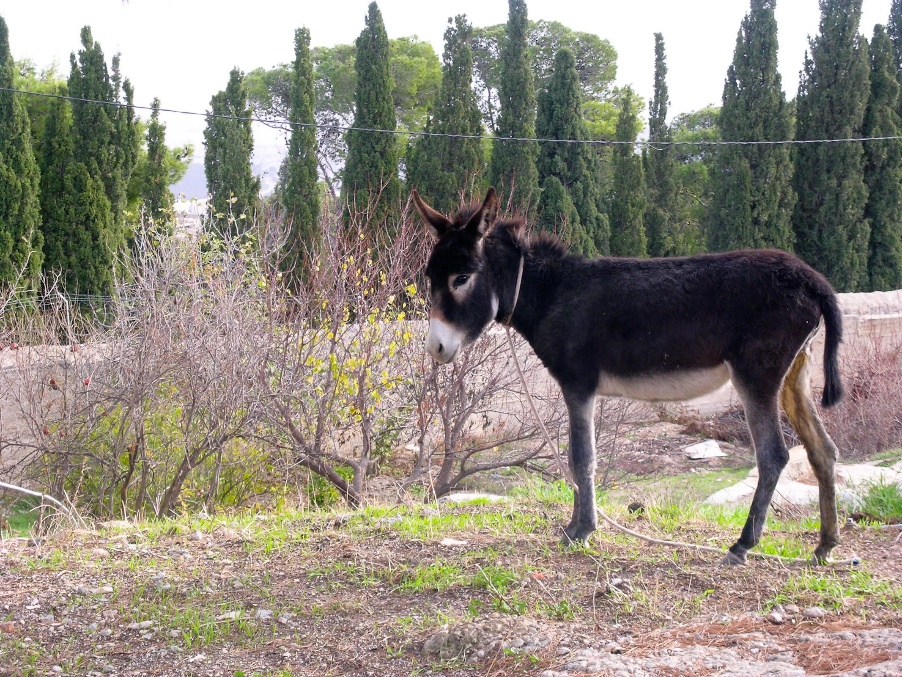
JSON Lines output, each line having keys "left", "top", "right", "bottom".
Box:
{"left": 437, "top": 342, "right": 444, "bottom": 355}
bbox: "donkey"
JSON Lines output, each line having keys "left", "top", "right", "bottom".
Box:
{"left": 413, "top": 187, "right": 845, "bottom": 564}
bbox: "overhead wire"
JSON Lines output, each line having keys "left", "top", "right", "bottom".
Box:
{"left": 4, "top": 85, "right": 902, "bottom": 148}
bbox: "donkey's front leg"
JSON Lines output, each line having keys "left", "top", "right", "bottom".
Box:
{"left": 562, "top": 391, "right": 597, "bottom": 544}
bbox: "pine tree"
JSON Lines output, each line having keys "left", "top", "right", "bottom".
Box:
{"left": 643, "top": 33, "right": 678, "bottom": 257}
{"left": 204, "top": 68, "right": 260, "bottom": 237}
{"left": 342, "top": 2, "right": 399, "bottom": 226}
{"left": 280, "top": 26, "right": 320, "bottom": 275}
{"left": 535, "top": 48, "right": 607, "bottom": 256}
{"left": 0, "top": 15, "right": 43, "bottom": 288}
{"left": 68, "top": 27, "right": 138, "bottom": 251}
{"left": 863, "top": 25, "right": 902, "bottom": 290}
{"left": 793, "top": 0, "right": 870, "bottom": 291}
{"left": 39, "top": 96, "right": 113, "bottom": 295}
{"left": 608, "top": 92, "right": 647, "bottom": 257}
{"left": 406, "top": 15, "right": 484, "bottom": 214}
{"left": 141, "top": 98, "right": 174, "bottom": 225}
{"left": 710, "top": 0, "right": 795, "bottom": 253}
{"left": 489, "top": 0, "right": 540, "bottom": 212}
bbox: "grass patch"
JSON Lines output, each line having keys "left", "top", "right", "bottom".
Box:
{"left": 1, "top": 499, "right": 41, "bottom": 537}
{"left": 852, "top": 479, "right": 902, "bottom": 524}
{"left": 777, "top": 569, "right": 902, "bottom": 611}
{"left": 398, "top": 560, "right": 465, "bottom": 592}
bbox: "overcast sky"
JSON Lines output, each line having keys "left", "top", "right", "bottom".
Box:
{"left": 3, "top": 0, "right": 896, "bottom": 156}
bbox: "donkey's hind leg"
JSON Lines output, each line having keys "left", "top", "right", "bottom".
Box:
{"left": 724, "top": 392, "right": 789, "bottom": 565}
{"left": 780, "top": 347, "right": 841, "bottom": 562}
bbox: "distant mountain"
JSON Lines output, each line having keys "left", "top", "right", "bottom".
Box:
{"left": 170, "top": 154, "right": 282, "bottom": 202}
{"left": 171, "top": 162, "right": 207, "bottom": 201}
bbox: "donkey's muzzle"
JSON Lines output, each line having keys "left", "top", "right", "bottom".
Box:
{"left": 425, "top": 316, "right": 463, "bottom": 364}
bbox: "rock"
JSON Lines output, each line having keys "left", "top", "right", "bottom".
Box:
{"left": 0, "top": 621, "right": 16, "bottom": 633}
{"left": 766, "top": 611, "right": 785, "bottom": 625}
{"left": 784, "top": 604, "right": 800, "bottom": 615}
{"left": 38, "top": 613, "right": 55, "bottom": 623}
{"left": 99, "top": 628, "right": 112, "bottom": 637}
{"left": 802, "top": 607, "right": 826, "bottom": 619}
{"left": 127, "top": 620, "right": 153, "bottom": 630}
{"left": 254, "top": 609, "right": 273, "bottom": 621}
{"left": 91, "top": 547, "right": 111, "bottom": 559}
{"left": 439, "top": 538, "right": 468, "bottom": 547}
{"left": 685, "top": 439, "right": 727, "bottom": 459}
{"left": 216, "top": 611, "right": 241, "bottom": 621}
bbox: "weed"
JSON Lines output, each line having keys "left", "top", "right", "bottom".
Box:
{"left": 398, "top": 560, "right": 465, "bottom": 592}
{"left": 778, "top": 570, "right": 902, "bottom": 611}
{"left": 850, "top": 479, "right": 902, "bottom": 524}
{"left": 537, "top": 598, "right": 579, "bottom": 620}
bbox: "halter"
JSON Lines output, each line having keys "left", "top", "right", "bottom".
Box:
{"left": 500, "top": 253, "right": 524, "bottom": 326}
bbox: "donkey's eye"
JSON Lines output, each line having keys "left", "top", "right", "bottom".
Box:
{"left": 452, "top": 274, "right": 470, "bottom": 289}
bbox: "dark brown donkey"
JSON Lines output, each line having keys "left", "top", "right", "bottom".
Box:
{"left": 413, "top": 187, "right": 845, "bottom": 564}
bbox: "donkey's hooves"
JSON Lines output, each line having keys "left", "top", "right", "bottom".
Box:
{"left": 721, "top": 550, "right": 746, "bottom": 566}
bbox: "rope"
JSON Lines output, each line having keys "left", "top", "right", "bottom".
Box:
{"left": 499, "top": 269, "right": 860, "bottom": 567}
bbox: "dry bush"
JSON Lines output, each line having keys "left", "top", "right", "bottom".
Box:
{"left": 402, "top": 326, "right": 568, "bottom": 499}
{"left": 821, "top": 332, "right": 902, "bottom": 460}
{"left": 255, "top": 199, "right": 430, "bottom": 507}
{"left": 3, "top": 227, "right": 270, "bottom": 518}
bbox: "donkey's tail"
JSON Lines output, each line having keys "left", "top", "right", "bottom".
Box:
{"left": 820, "top": 290, "right": 844, "bottom": 408}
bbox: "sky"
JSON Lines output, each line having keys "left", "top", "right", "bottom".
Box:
{"left": 3, "top": 0, "right": 896, "bottom": 170}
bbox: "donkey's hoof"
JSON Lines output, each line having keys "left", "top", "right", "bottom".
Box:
{"left": 721, "top": 550, "right": 746, "bottom": 566}
{"left": 560, "top": 527, "right": 593, "bottom": 547}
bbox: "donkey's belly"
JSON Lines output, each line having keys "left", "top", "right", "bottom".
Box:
{"left": 596, "top": 364, "right": 731, "bottom": 402}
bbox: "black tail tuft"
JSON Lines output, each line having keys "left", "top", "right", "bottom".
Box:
{"left": 820, "top": 290, "right": 844, "bottom": 408}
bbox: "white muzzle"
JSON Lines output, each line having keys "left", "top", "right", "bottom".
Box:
{"left": 425, "top": 316, "right": 465, "bottom": 364}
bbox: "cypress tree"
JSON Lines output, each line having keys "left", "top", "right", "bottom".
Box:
{"left": 889, "top": 0, "right": 902, "bottom": 73}
{"left": 643, "top": 33, "right": 678, "bottom": 257}
{"left": 0, "top": 15, "right": 43, "bottom": 288}
{"left": 280, "top": 27, "right": 320, "bottom": 278}
{"left": 489, "top": 0, "right": 540, "bottom": 212}
{"left": 141, "top": 98, "right": 174, "bottom": 225}
{"left": 68, "top": 27, "right": 138, "bottom": 250}
{"left": 406, "top": 15, "right": 484, "bottom": 214}
{"left": 793, "top": 0, "right": 870, "bottom": 291}
{"left": 608, "top": 92, "right": 647, "bottom": 257}
{"left": 39, "top": 96, "right": 113, "bottom": 295}
{"left": 863, "top": 25, "right": 902, "bottom": 290}
{"left": 535, "top": 48, "right": 607, "bottom": 256}
{"left": 204, "top": 68, "right": 260, "bottom": 237}
{"left": 342, "top": 2, "right": 399, "bottom": 226}
{"left": 710, "top": 0, "right": 795, "bottom": 253}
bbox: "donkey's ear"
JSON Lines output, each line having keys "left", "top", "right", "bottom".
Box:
{"left": 411, "top": 189, "right": 452, "bottom": 239}
{"left": 465, "top": 187, "right": 499, "bottom": 238}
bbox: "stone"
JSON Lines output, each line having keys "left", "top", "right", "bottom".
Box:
{"left": 802, "top": 607, "right": 826, "bottom": 619}
{"left": 685, "top": 439, "right": 727, "bottom": 459}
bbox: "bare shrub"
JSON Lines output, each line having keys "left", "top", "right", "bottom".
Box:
{"left": 255, "top": 200, "right": 430, "bottom": 507}
{"left": 821, "top": 332, "right": 902, "bottom": 460}
{"left": 4, "top": 227, "right": 269, "bottom": 518}
{"left": 401, "top": 327, "right": 569, "bottom": 499}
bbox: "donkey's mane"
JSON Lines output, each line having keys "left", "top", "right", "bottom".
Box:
{"left": 448, "top": 201, "right": 571, "bottom": 260}
{"left": 489, "top": 219, "right": 570, "bottom": 260}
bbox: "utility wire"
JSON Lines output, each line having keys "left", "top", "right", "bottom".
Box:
{"left": 5, "top": 85, "right": 902, "bottom": 148}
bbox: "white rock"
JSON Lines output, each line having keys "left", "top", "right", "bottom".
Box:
{"left": 685, "top": 439, "right": 727, "bottom": 459}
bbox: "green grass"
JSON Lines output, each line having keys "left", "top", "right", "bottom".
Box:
{"left": 776, "top": 569, "right": 902, "bottom": 611}
{"left": 854, "top": 479, "right": 902, "bottom": 524}
{"left": 398, "top": 560, "right": 465, "bottom": 592}
{"left": 2, "top": 499, "right": 41, "bottom": 536}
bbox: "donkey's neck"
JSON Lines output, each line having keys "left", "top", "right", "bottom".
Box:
{"left": 486, "top": 235, "right": 570, "bottom": 343}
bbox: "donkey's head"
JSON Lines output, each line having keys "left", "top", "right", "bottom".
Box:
{"left": 413, "top": 187, "right": 501, "bottom": 364}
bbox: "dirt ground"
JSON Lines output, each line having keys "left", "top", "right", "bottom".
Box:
{"left": 1, "top": 469, "right": 900, "bottom": 676}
